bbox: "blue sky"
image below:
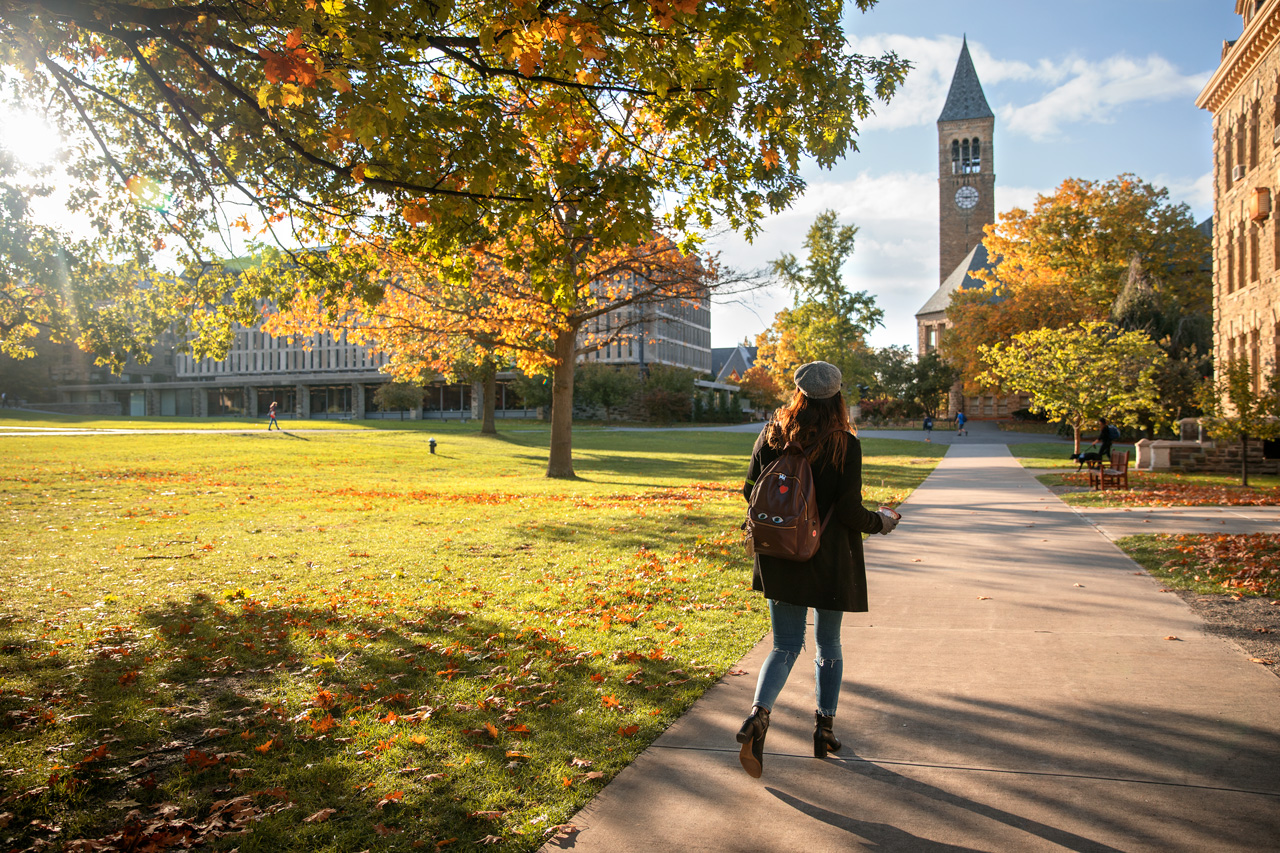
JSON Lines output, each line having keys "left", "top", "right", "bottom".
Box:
{"left": 708, "top": 0, "right": 1243, "bottom": 350}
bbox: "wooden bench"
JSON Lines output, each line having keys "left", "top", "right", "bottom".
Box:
{"left": 1090, "top": 450, "right": 1130, "bottom": 490}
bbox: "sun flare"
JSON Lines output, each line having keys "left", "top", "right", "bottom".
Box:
{"left": 0, "top": 108, "right": 64, "bottom": 168}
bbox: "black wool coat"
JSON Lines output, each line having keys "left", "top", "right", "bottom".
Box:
{"left": 743, "top": 429, "right": 885, "bottom": 613}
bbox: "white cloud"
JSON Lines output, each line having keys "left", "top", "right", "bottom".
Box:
{"left": 706, "top": 171, "right": 1060, "bottom": 350}
{"left": 847, "top": 34, "right": 1210, "bottom": 141}
{"left": 708, "top": 171, "right": 938, "bottom": 349}
{"left": 1003, "top": 56, "right": 1211, "bottom": 141}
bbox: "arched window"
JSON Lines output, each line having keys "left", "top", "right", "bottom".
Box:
{"left": 971, "top": 138, "right": 981, "bottom": 173}
{"left": 961, "top": 139, "right": 971, "bottom": 173}
{"left": 951, "top": 139, "right": 960, "bottom": 174}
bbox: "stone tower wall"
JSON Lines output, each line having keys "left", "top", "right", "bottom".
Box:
{"left": 937, "top": 115, "right": 996, "bottom": 282}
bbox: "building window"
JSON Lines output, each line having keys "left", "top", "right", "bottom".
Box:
{"left": 1238, "top": 114, "right": 1248, "bottom": 172}
{"left": 1227, "top": 227, "right": 1236, "bottom": 293}
{"left": 1273, "top": 78, "right": 1280, "bottom": 147}
{"left": 1250, "top": 101, "right": 1260, "bottom": 169}
{"left": 951, "top": 139, "right": 960, "bottom": 174}
{"left": 926, "top": 326, "right": 938, "bottom": 350}
{"left": 971, "top": 138, "right": 981, "bottom": 173}
{"left": 1241, "top": 226, "right": 1251, "bottom": 285}
{"left": 1250, "top": 223, "right": 1261, "bottom": 282}
{"left": 1225, "top": 127, "right": 1234, "bottom": 184}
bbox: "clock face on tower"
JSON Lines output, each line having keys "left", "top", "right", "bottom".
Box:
{"left": 955, "top": 185, "right": 979, "bottom": 210}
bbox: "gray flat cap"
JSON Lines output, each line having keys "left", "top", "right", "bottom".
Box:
{"left": 793, "top": 361, "right": 842, "bottom": 399}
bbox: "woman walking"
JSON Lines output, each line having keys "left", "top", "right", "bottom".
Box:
{"left": 736, "top": 361, "right": 900, "bottom": 778}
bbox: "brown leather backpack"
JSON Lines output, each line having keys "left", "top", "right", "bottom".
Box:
{"left": 745, "top": 430, "right": 838, "bottom": 562}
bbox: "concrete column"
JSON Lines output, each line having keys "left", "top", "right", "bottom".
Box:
{"left": 146, "top": 388, "right": 160, "bottom": 417}
{"left": 353, "top": 382, "right": 365, "bottom": 418}
{"left": 195, "top": 388, "right": 208, "bottom": 418}
{"left": 471, "top": 380, "right": 484, "bottom": 420}
{"left": 245, "top": 386, "right": 258, "bottom": 418}
{"left": 297, "top": 384, "right": 310, "bottom": 419}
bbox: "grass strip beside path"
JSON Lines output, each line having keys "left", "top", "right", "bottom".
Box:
{"left": 0, "top": 429, "right": 942, "bottom": 852}
{"left": 1116, "top": 534, "right": 1280, "bottom": 599}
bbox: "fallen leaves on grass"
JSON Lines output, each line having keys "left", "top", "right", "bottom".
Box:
{"left": 1062, "top": 473, "right": 1280, "bottom": 506}
{"left": 1148, "top": 534, "right": 1280, "bottom": 597}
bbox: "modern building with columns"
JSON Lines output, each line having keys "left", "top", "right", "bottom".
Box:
{"left": 53, "top": 289, "right": 713, "bottom": 420}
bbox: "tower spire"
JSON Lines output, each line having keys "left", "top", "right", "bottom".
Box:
{"left": 939, "top": 38, "right": 994, "bottom": 122}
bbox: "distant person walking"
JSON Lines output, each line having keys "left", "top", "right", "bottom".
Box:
{"left": 956, "top": 410, "right": 967, "bottom": 436}
{"left": 1, "top": 392, "right": 6, "bottom": 408}
{"left": 923, "top": 414, "right": 934, "bottom": 442}
{"left": 736, "top": 361, "right": 900, "bottom": 779}
{"left": 267, "top": 401, "right": 280, "bottom": 431}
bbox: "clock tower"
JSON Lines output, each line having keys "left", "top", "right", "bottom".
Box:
{"left": 937, "top": 37, "right": 995, "bottom": 282}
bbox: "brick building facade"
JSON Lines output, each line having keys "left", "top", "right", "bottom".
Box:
{"left": 1197, "top": 0, "right": 1280, "bottom": 388}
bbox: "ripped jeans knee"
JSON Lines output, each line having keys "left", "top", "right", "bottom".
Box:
{"left": 751, "top": 600, "right": 844, "bottom": 716}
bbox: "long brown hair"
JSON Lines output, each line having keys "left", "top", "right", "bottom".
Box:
{"left": 764, "top": 389, "right": 853, "bottom": 469}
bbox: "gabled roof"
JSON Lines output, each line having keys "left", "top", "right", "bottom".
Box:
{"left": 711, "top": 345, "right": 755, "bottom": 383}
{"left": 916, "top": 242, "right": 993, "bottom": 317}
{"left": 938, "top": 38, "right": 994, "bottom": 123}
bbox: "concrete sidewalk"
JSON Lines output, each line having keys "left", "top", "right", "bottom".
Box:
{"left": 540, "top": 444, "right": 1280, "bottom": 853}
{"left": 1069, "top": 504, "right": 1280, "bottom": 539}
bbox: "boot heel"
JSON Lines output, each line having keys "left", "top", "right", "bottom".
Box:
{"left": 813, "top": 711, "right": 841, "bottom": 759}
{"left": 736, "top": 706, "right": 769, "bottom": 778}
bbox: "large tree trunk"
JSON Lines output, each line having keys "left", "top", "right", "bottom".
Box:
{"left": 1241, "top": 432, "right": 1250, "bottom": 488}
{"left": 546, "top": 327, "right": 578, "bottom": 479}
{"left": 481, "top": 366, "right": 497, "bottom": 435}
{"left": 1072, "top": 421, "right": 1082, "bottom": 455}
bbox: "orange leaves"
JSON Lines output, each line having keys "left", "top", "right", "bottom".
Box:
{"left": 375, "top": 790, "right": 404, "bottom": 810}
{"left": 402, "top": 201, "right": 434, "bottom": 226}
{"left": 310, "top": 714, "right": 337, "bottom": 734}
{"left": 254, "top": 739, "right": 275, "bottom": 754}
{"left": 259, "top": 29, "right": 321, "bottom": 88}
{"left": 616, "top": 724, "right": 640, "bottom": 737}
{"left": 118, "top": 669, "right": 139, "bottom": 686}
{"left": 601, "top": 694, "right": 621, "bottom": 709}
{"left": 1147, "top": 533, "right": 1280, "bottom": 597}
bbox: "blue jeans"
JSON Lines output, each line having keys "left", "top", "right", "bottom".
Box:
{"left": 752, "top": 600, "right": 844, "bottom": 717}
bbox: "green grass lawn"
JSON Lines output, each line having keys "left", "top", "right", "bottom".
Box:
{"left": 0, "top": 428, "right": 942, "bottom": 852}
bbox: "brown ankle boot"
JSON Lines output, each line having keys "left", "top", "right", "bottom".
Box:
{"left": 813, "top": 711, "right": 841, "bottom": 758}
{"left": 735, "top": 705, "right": 770, "bottom": 778}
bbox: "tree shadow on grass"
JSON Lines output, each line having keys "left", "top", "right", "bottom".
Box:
{"left": 0, "top": 591, "right": 699, "bottom": 851}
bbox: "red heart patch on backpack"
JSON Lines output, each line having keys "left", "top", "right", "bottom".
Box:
{"left": 778, "top": 485, "right": 788, "bottom": 494}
